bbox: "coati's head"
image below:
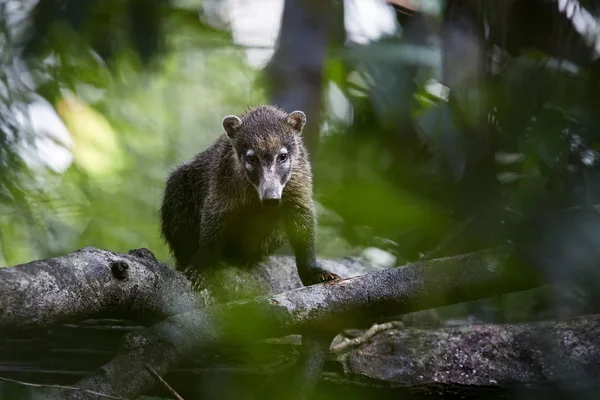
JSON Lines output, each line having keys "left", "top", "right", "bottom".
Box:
{"left": 222, "top": 105, "right": 306, "bottom": 208}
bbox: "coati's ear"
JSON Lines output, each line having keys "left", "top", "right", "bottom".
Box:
{"left": 286, "top": 110, "right": 306, "bottom": 133}
{"left": 222, "top": 115, "right": 242, "bottom": 139}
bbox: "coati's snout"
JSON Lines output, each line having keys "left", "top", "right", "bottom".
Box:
{"left": 248, "top": 148, "right": 290, "bottom": 208}
{"left": 259, "top": 183, "right": 282, "bottom": 208}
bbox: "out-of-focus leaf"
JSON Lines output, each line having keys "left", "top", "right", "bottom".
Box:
{"left": 56, "top": 96, "right": 125, "bottom": 177}
{"left": 23, "top": 0, "right": 172, "bottom": 65}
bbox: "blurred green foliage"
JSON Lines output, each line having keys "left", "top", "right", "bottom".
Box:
{"left": 4, "top": 0, "right": 600, "bottom": 398}
{"left": 2, "top": 0, "right": 600, "bottom": 324}
{"left": 0, "top": 0, "right": 265, "bottom": 266}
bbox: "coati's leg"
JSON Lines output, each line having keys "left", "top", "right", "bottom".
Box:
{"left": 284, "top": 203, "right": 340, "bottom": 286}
{"left": 180, "top": 208, "right": 226, "bottom": 289}
{"left": 160, "top": 167, "right": 201, "bottom": 271}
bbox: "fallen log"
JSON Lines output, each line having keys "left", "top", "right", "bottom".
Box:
{"left": 0, "top": 248, "right": 199, "bottom": 334}
{"left": 0, "top": 246, "right": 546, "bottom": 399}
{"left": 4, "top": 313, "right": 599, "bottom": 399}
{"left": 57, "top": 250, "right": 542, "bottom": 399}
{"left": 332, "top": 315, "right": 600, "bottom": 390}
{"left": 0, "top": 247, "right": 378, "bottom": 334}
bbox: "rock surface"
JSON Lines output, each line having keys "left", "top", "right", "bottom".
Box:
{"left": 334, "top": 315, "right": 600, "bottom": 390}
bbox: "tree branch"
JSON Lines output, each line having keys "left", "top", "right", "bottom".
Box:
{"left": 0, "top": 247, "right": 199, "bottom": 335}
{"left": 332, "top": 314, "right": 600, "bottom": 390}
{"left": 46, "top": 249, "right": 541, "bottom": 399}
{"left": 145, "top": 364, "right": 184, "bottom": 400}
{"left": 0, "top": 377, "right": 129, "bottom": 400}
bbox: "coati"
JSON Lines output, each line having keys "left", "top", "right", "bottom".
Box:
{"left": 160, "top": 105, "right": 341, "bottom": 288}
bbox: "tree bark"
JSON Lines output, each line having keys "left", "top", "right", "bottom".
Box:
{"left": 330, "top": 314, "right": 600, "bottom": 392}
{"left": 0, "top": 247, "right": 199, "bottom": 335}
{"left": 0, "top": 246, "right": 543, "bottom": 399}
{"left": 58, "top": 250, "right": 541, "bottom": 398}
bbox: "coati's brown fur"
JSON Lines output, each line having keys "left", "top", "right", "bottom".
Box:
{"left": 160, "top": 105, "right": 340, "bottom": 288}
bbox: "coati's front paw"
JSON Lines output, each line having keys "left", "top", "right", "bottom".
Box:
{"left": 300, "top": 266, "right": 342, "bottom": 286}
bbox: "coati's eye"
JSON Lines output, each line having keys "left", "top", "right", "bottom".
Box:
{"left": 245, "top": 149, "right": 257, "bottom": 165}
{"left": 278, "top": 148, "right": 289, "bottom": 163}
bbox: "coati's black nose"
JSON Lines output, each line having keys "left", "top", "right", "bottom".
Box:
{"left": 262, "top": 198, "right": 281, "bottom": 208}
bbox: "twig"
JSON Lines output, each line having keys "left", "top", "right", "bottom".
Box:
{"left": 0, "top": 376, "right": 129, "bottom": 400}
{"left": 145, "top": 364, "right": 185, "bottom": 400}
{"left": 421, "top": 215, "right": 476, "bottom": 260}
{"left": 331, "top": 321, "right": 405, "bottom": 352}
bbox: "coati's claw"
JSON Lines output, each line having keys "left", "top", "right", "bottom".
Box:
{"left": 301, "top": 269, "right": 341, "bottom": 286}
{"left": 319, "top": 272, "right": 341, "bottom": 282}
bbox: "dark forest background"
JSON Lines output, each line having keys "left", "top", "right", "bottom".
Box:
{"left": 2, "top": 0, "right": 600, "bottom": 336}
